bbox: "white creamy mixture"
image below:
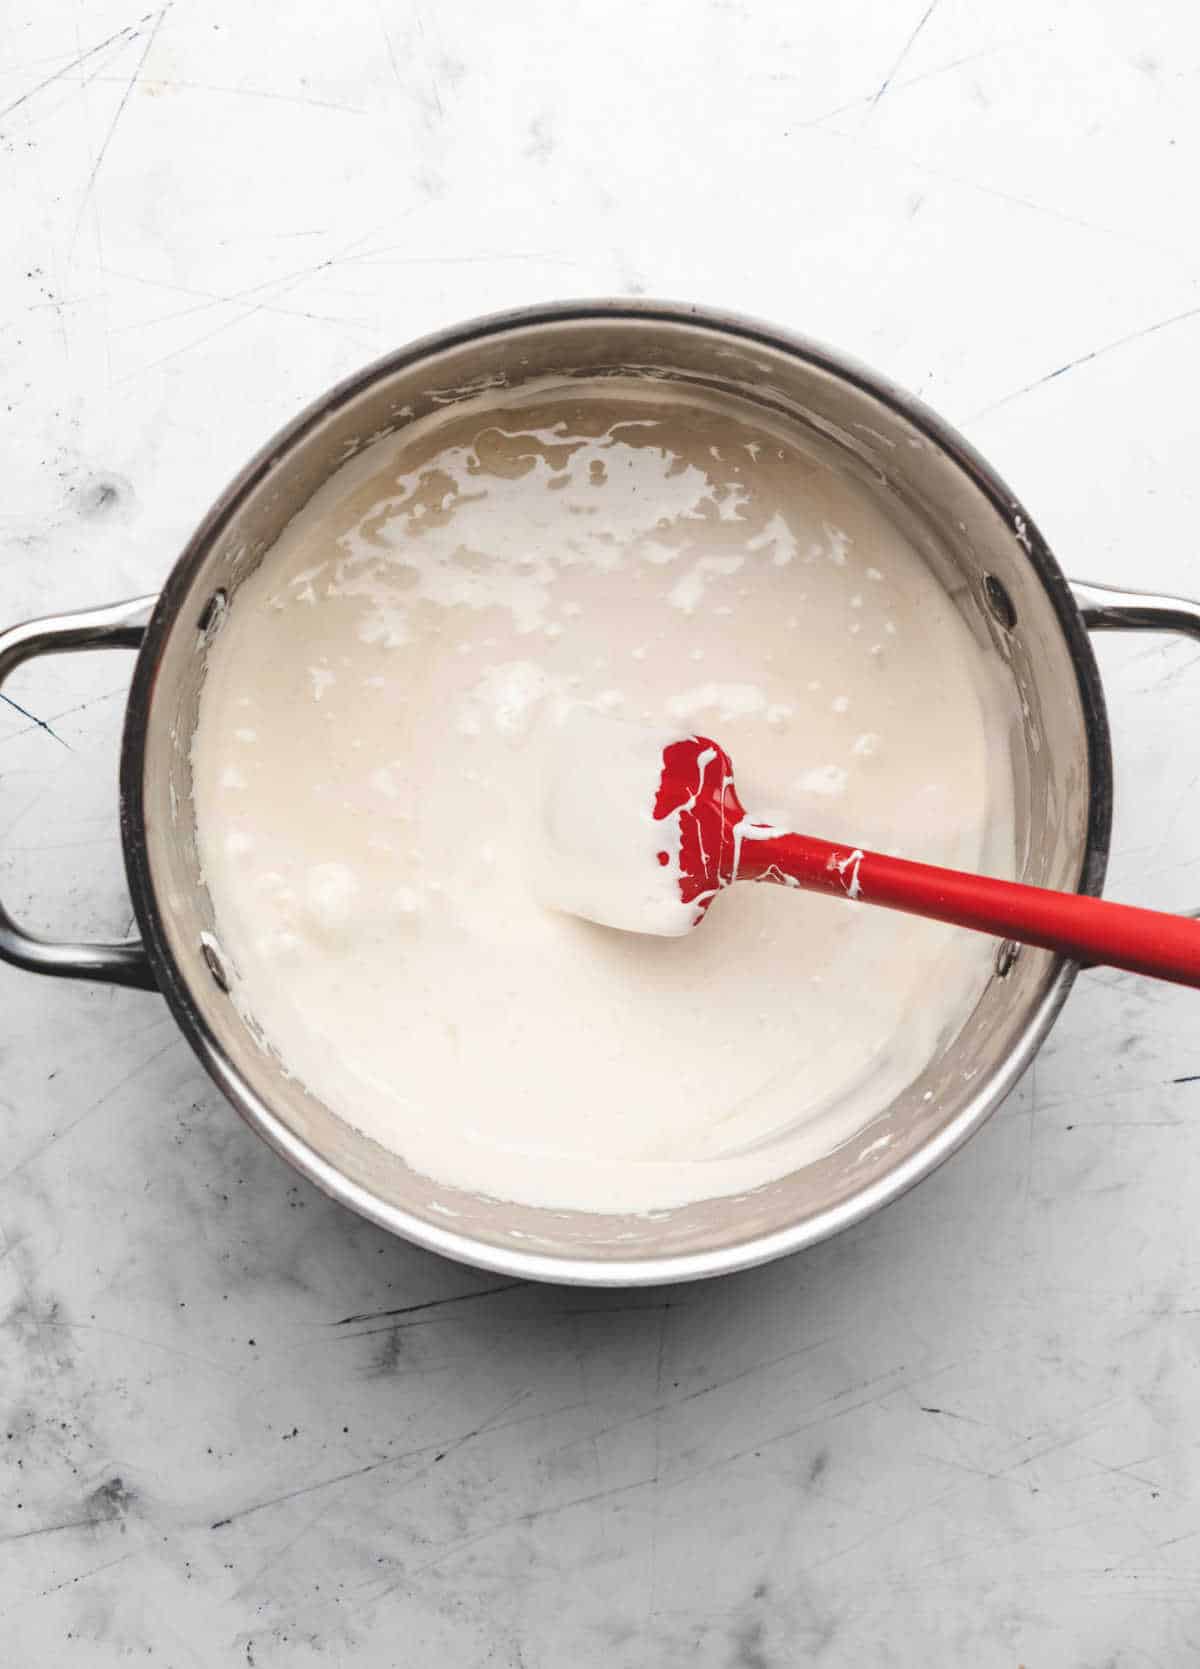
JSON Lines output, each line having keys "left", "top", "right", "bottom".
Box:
{"left": 192, "top": 380, "right": 1016, "bottom": 1215}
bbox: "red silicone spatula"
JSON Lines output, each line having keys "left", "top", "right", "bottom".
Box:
{"left": 536, "top": 710, "right": 1200, "bottom": 988}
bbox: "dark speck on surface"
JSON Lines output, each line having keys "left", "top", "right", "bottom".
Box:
{"left": 87, "top": 1475, "right": 136, "bottom": 1525}
{"left": 75, "top": 472, "right": 132, "bottom": 518}
{"left": 369, "top": 1327, "right": 405, "bottom": 1377}
{"left": 808, "top": 1448, "right": 829, "bottom": 1485}
{"left": 593, "top": 1621, "right": 637, "bottom": 1649}
{"left": 524, "top": 113, "right": 554, "bottom": 161}
{"left": 730, "top": 1618, "right": 770, "bottom": 1669}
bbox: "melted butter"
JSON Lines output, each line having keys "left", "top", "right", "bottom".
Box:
{"left": 191, "top": 380, "right": 1016, "bottom": 1214}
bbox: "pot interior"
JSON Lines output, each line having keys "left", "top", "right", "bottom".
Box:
{"left": 131, "top": 309, "right": 1104, "bottom": 1277}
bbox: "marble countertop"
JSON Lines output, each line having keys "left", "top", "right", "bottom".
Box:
{"left": 5, "top": 2, "right": 1200, "bottom": 1662}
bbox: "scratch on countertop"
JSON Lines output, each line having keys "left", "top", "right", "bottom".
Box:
{"left": 114, "top": 223, "right": 387, "bottom": 381}
{"left": 0, "top": 16, "right": 149, "bottom": 124}
{"left": 374, "top": 0, "right": 403, "bottom": 90}
{"left": 210, "top": 1389, "right": 527, "bottom": 1531}
{"left": 209, "top": 1446, "right": 445, "bottom": 1531}
{"left": 103, "top": 265, "right": 369, "bottom": 335}
{"left": 331, "top": 1278, "right": 527, "bottom": 1328}
{"left": 28, "top": 1549, "right": 137, "bottom": 1605}
{"left": 0, "top": 1035, "right": 179, "bottom": 1188}
{"left": 802, "top": 119, "right": 1193, "bottom": 265}
{"left": 0, "top": 1514, "right": 98, "bottom": 1547}
{"left": 867, "top": 1, "right": 940, "bottom": 113}
{"left": 2, "top": 687, "right": 128, "bottom": 748}
{"left": 231, "top": 1495, "right": 342, "bottom": 1601}
{"left": 70, "top": 3, "right": 174, "bottom": 249}
{"left": 339, "top": 248, "right": 584, "bottom": 270}
{"left": 643, "top": 1364, "right": 931, "bottom": 1499}
{"left": 37, "top": 1317, "right": 236, "bottom": 1377}
{"left": 970, "top": 301, "right": 1200, "bottom": 421}
{"left": 371, "top": 1470, "right": 657, "bottom": 1602}
{"left": 331, "top": 1300, "right": 673, "bottom": 1350}
{"left": 2, "top": 1476, "right": 135, "bottom": 1551}
{"left": 412, "top": 4, "right": 446, "bottom": 124}
{"left": 88, "top": 76, "right": 367, "bottom": 115}
{"left": 0, "top": 692, "right": 70, "bottom": 749}
{"left": 791, "top": 45, "right": 1007, "bottom": 127}
{"left": 570, "top": 1335, "right": 844, "bottom": 1454}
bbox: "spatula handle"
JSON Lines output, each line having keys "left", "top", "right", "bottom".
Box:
{"left": 737, "top": 828, "right": 1200, "bottom": 989}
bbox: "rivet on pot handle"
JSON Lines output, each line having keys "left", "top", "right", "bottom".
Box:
{"left": 0, "top": 595, "right": 159, "bottom": 990}
{"left": 1070, "top": 579, "right": 1200, "bottom": 641}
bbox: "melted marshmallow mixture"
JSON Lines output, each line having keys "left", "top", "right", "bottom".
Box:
{"left": 192, "top": 381, "right": 1016, "bottom": 1215}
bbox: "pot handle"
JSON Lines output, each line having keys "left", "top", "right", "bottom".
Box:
{"left": 1070, "top": 579, "right": 1200, "bottom": 640}
{"left": 1071, "top": 578, "right": 1200, "bottom": 920}
{"left": 0, "top": 595, "right": 160, "bottom": 990}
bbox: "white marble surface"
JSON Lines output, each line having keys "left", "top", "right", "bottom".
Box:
{"left": 4, "top": 1, "right": 1200, "bottom": 1662}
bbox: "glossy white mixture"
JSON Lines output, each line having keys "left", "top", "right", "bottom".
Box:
{"left": 192, "top": 380, "right": 1016, "bottom": 1215}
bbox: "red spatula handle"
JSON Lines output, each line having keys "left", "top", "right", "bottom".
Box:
{"left": 737, "top": 828, "right": 1200, "bottom": 989}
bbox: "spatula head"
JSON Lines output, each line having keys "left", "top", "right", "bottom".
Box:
{"left": 535, "top": 708, "right": 743, "bottom": 936}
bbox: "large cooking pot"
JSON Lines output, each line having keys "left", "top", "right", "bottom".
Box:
{"left": 3, "top": 303, "right": 1197, "bottom": 1286}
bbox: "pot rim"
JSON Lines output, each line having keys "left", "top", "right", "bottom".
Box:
{"left": 118, "top": 299, "right": 1113, "bottom": 1286}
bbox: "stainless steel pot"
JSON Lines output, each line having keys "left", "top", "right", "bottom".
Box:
{"left": 4, "top": 303, "right": 1198, "bottom": 1286}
